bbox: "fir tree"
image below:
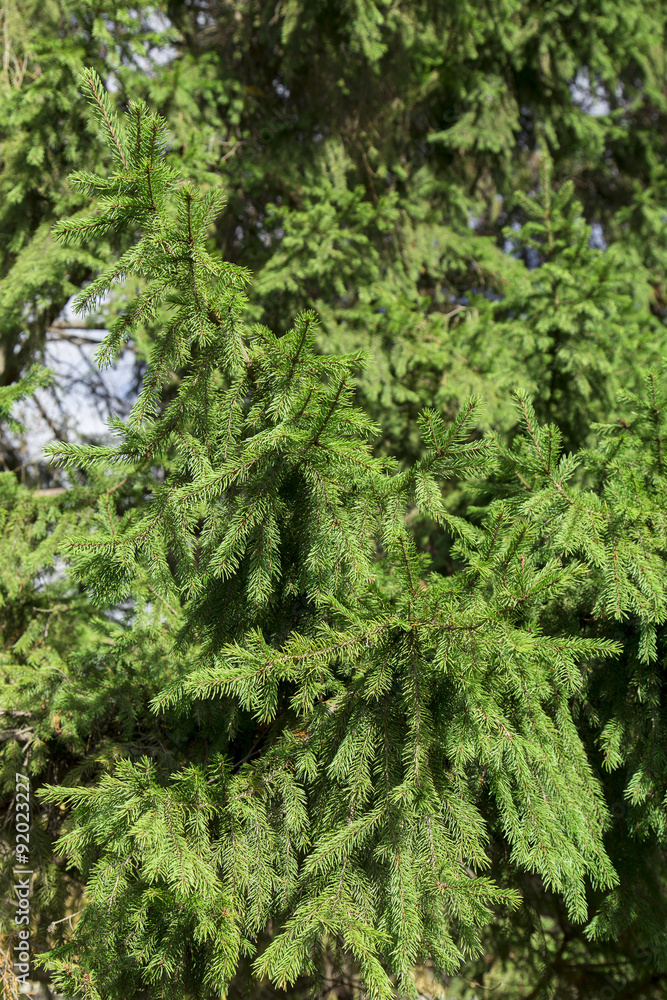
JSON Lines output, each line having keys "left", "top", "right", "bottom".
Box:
{"left": 3, "top": 1, "right": 666, "bottom": 475}
{"left": 23, "top": 69, "right": 646, "bottom": 1000}
{"left": 496, "top": 159, "right": 662, "bottom": 449}
{"left": 0, "top": 365, "right": 215, "bottom": 973}
{"left": 443, "top": 376, "right": 667, "bottom": 999}
{"left": 1, "top": 5, "right": 666, "bottom": 998}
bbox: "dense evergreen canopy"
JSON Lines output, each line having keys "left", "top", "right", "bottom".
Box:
{"left": 0, "top": 3, "right": 666, "bottom": 999}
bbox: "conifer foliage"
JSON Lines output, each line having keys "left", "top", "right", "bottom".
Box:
{"left": 483, "top": 161, "right": 663, "bottom": 451}
{"left": 23, "top": 70, "right": 661, "bottom": 1000}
